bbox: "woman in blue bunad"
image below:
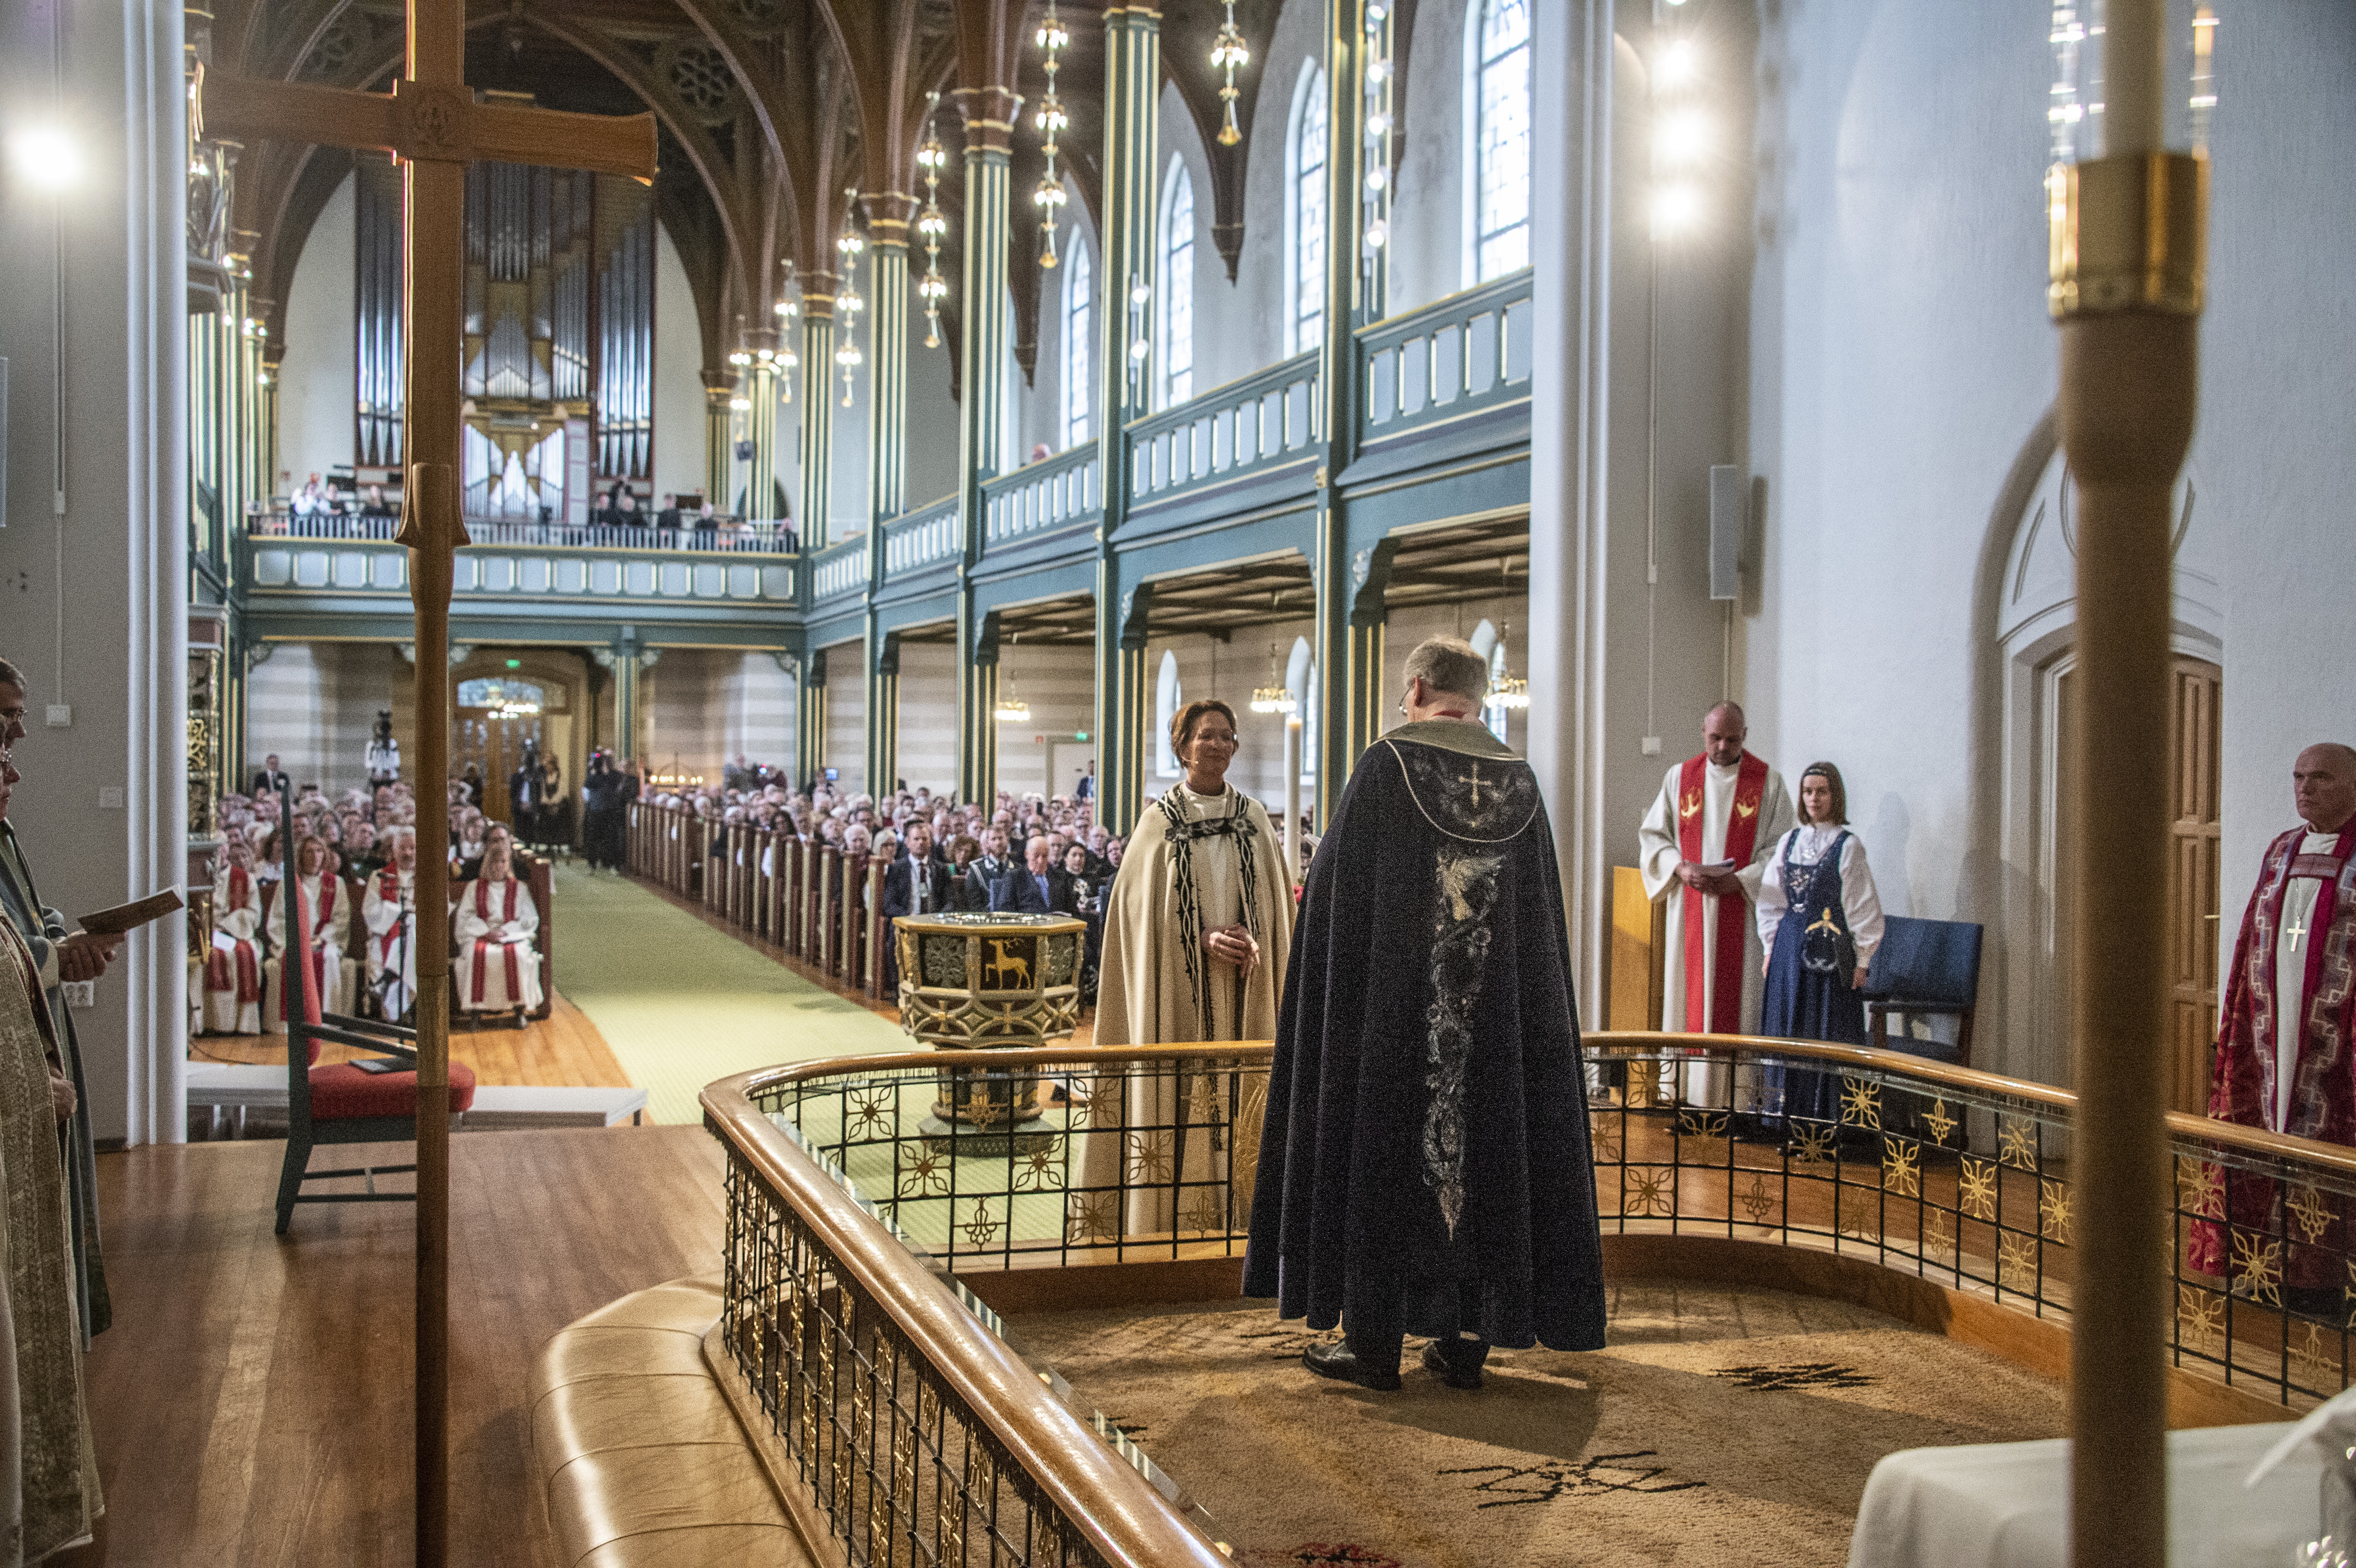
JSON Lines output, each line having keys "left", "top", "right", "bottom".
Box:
{"left": 1755, "top": 762, "right": 1885, "bottom": 1127}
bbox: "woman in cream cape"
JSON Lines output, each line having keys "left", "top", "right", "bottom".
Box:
{"left": 1081, "top": 700, "right": 1293, "bottom": 1240}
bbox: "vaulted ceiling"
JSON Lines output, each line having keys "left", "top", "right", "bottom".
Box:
{"left": 194, "top": 0, "right": 1301, "bottom": 383}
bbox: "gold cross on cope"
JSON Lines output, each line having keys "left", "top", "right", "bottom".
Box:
{"left": 198, "top": 13, "right": 654, "bottom": 1564}
{"left": 1458, "top": 761, "right": 1487, "bottom": 807}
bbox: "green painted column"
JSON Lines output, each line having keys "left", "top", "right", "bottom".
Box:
{"left": 1090, "top": 4, "right": 1161, "bottom": 835}
{"left": 797, "top": 280, "right": 837, "bottom": 549}
{"left": 863, "top": 195, "right": 916, "bottom": 530}
{"left": 952, "top": 87, "right": 1019, "bottom": 808}
{"left": 744, "top": 328, "right": 784, "bottom": 523}
{"left": 1312, "top": 0, "right": 1373, "bottom": 821}
{"left": 1344, "top": 538, "right": 1399, "bottom": 767}
{"left": 796, "top": 647, "right": 828, "bottom": 788}
{"left": 701, "top": 370, "right": 734, "bottom": 510}
{"left": 866, "top": 631, "right": 900, "bottom": 797}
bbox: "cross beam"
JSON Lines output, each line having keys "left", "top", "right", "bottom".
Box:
{"left": 200, "top": 11, "right": 655, "bottom": 1564}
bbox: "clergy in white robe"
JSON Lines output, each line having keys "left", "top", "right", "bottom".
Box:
{"left": 454, "top": 827, "right": 543, "bottom": 1017}
{"left": 2197, "top": 745, "right": 2356, "bottom": 1299}
{"left": 362, "top": 828, "right": 422, "bottom": 1021}
{"left": 1637, "top": 703, "right": 1793, "bottom": 1107}
{"left": 1081, "top": 700, "right": 1293, "bottom": 1240}
{"left": 262, "top": 837, "right": 355, "bottom": 1031}
{"left": 203, "top": 846, "right": 266, "bottom": 1035}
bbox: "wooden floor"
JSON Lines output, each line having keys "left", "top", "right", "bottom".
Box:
{"left": 193, "top": 993, "right": 636, "bottom": 1091}
{"left": 69, "top": 1123, "right": 725, "bottom": 1566}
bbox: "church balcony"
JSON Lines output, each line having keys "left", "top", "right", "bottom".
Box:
{"left": 977, "top": 444, "right": 1103, "bottom": 583}
{"left": 246, "top": 504, "right": 798, "bottom": 554}
{"left": 1119, "top": 351, "right": 1323, "bottom": 543}
{"left": 234, "top": 523, "right": 803, "bottom": 645}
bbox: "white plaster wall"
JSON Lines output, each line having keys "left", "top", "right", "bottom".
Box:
{"left": 278, "top": 169, "right": 357, "bottom": 490}
{"left": 651, "top": 225, "right": 707, "bottom": 507}
{"left": 893, "top": 640, "right": 958, "bottom": 795}
{"left": 904, "top": 306, "right": 959, "bottom": 510}
{"left": 1392, "top": 0, "right": 1473, "bottom": 312}
{"left": 1204, "top": 0, "right": 1328, "bottom": 390}
{"left": 1019, "top": 195, "right": 1099, "bottom": 463}
{"left": 717, "top": 651, "right": 796, "bottom": 773}
{"left": 1156, "top": 85, "right": 1218, "bottom": 412}
{"left": 2199, "top": 2, "right": 2356, "bottom": 948}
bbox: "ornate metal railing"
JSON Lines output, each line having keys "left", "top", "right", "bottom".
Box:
{"left": 980, "top": 446, "right": 1101, "bottom": 549}
{"left": 883, "top": 495, "right": 962, "bottom": 579}
{"left": 1123, "top": 353, "right": 1321, "bottom": 508}
{"left": 1357, "top": 266, "right": 1533, "bottom": 441}
{"left": 706, "top": 1048, "right": 1235, "bottom": 1568}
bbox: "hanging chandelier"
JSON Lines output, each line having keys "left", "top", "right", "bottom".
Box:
{"left": 771, "top": 286, "right": 800, "bottom": 403}
{"left": 916, "top": 94, "right": 951, "bottom": 347}
{"left": 1211, "top": 0, "right": 1251, "bottom": 146}
{"left": 835, "top": 190, "right": 866, "bottom": 406}
{"left": 997, "top": 633, "right": 1033, "bottom": 722}
{"left": 1250, "top": 643, "right": 1297, "bottom": 715}
{"left": 1485, "top": 622, "right": 1531, "bottom": 711}
{"left": 1362, "top": 1, "right": 1394, "bottom": 255}
{"left": 1032, "top": 0, "right": 1070, "bottom": 267}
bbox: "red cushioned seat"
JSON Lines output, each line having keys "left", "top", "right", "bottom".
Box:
{"left": 308, "top": 1060, "right": 478, "bottom": 1120}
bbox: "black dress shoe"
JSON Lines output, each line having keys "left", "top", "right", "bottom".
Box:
{"left": 1422, "top": 1339, "right": 1484, "bottom": 1390}
{"left": 1303, "top": 1341, "right": 1401, "bottom": 1392}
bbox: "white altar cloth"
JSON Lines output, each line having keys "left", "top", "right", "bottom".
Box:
{"left": 1848, "top": 1422, "right": 2320, "bottom": 1567}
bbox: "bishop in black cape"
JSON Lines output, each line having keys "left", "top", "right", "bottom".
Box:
{"left": 1243, "top": 717, "right": 1606, "bottom": 1358}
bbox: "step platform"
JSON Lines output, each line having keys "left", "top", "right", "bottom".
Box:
{"left": 186, "top": 1061, "right": 648, "bottom": 1137}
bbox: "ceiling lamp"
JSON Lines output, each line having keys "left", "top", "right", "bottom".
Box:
{"left": 1362, "top": 0, "right": 1393, "bottom": 256}
{"left": 997, "top": 633, "right": 1033, "bottom": 722}
{"left": 1033, "top": 0, "right": 1070, "bottom": 267}
{"left": 1211, "top": 1, "right": 1251, "bottom": 146}
{"left": 916, "top": 94, "right": 951, "bottom": 347}
{"left": 1485, "top": 623, "right": 1531, "bottom": 711}
{"left": 1250, "top": 643, "right": 1297, "bottom": 715}
{"left": 835, "top": 191, "right": 866, "bottom": 405}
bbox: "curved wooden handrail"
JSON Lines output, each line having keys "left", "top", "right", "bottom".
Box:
{"left": 701, "top": 1069, "right": 1232, "bottom": 1568}
{"left": 726, "top": 1031, "right": 2356, "bottom": 1184}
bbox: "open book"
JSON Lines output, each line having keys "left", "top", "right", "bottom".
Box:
{"left": 75, "top": 889, "right": 184, "bottom": 936}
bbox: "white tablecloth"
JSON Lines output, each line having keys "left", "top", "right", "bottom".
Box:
{"left": 1849, "top": 1423, "right": 2319, "bottom": 1567}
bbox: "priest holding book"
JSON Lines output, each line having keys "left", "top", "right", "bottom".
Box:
{"left": 1637, "top": 702, "right": 1793, "bottom": 1109}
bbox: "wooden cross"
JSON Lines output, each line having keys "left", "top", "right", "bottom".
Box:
{"left": 1458, "top": 760, "right": 1487, "bottom": 807}
{"left": 200, "top": 11, "right": 655, "bottom": 1563}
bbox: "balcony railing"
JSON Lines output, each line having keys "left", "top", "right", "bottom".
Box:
{"left": 981, "top": 446, "right": 1101, "bottom": 549}
{"left": 1358, "top": 267, "right": 1534, "bottom": 441}
{"left": 247, "top": 504, "right": 797, "bottom": 554}
{"left": 811, "top": 538, "right": 870, "bottom": 605}
{"left": 692, "top": 1025, "right": 2347, "bottom": 1568}
{"left": 882, "top": 495, "right": 961, "bottom": 578}
{"left": 1124, "top": 352, "right": 1321, "bottom": 508}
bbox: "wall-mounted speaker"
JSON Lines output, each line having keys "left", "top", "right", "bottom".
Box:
{"left": 1708, "top": 463, "right": 1743, "bottom": 602}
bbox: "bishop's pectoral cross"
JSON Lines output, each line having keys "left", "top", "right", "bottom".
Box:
{"left": 2287, "top": 909, "right": 2312, "bottom": 950}
{"left": 201, "top": 11, "right": 654, "bottom": 1563}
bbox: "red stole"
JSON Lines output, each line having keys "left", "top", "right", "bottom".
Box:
{"left": 206, "top": 867, "right": 262, "bottom": 1003}
{"left": 469, "top": 876, "right": 523, "bottom": 1004}
{"left": 1676, "top": 752, "right": 1769, "bottom": 1034}
{"left": 2191, "top": 824, "right": 2356, "bottom": 1284}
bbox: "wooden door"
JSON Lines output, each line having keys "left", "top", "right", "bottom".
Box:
{"left": 2165, "top": 657, "right": 2223, "bottom": 1114}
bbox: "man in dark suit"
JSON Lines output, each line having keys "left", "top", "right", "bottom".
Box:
{"left": 964, "top": 825, "right": 1015, "bottom": 911}
{"left": 988, "top": 835, "right": 1056, "bottom": 914}
{"left": 881, "top": 822, "right": 953, "bottom": 919}
{"left": 655, "top": 492, "right": 682, "bottom": 531}
{"left": 251, "top": 754, "right": 291, "bottom": 797}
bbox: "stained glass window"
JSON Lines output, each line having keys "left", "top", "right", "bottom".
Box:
{"left": 1470, "top": 0, "right": 1532, "bottom": 282}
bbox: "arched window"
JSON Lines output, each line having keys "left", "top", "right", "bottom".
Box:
{"left": 1464, "top": 0, "right": 1533, "bottom": 285}
{"left": 1159, "top": 158, "right": 1196, "bottom": 409}
{"left": 1154, "top": 650, "right": 1183, "bottom": 777}
{"left": 1286, "top": 63, "right": 1328, "bottom": 357}
{"left": 1062, "top": 234, "right": 1094, "bottom": 450}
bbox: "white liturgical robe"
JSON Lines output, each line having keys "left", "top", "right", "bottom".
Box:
{"left": 1638, "top": 755, "right": 1793, "bottom": 1105}
{"left": 2273, "top": 831, "right": 2338, "bottom": 1130}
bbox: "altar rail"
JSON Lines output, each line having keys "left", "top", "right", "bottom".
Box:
{"left": 624, "top": 803, "right": 889, "bottom": 998}
{"left": 694, "top": 1031, "right": 2356, "bottom": 1568}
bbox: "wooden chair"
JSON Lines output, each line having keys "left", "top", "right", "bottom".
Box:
{"left": 269, "top": 798, "right": 475, "bottom": 1233}
{"left": 1862, "top": 915, "right": 1985, "bottom": 1069}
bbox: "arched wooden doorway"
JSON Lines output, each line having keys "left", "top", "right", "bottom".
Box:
{"left": 450, "top": 652, "right": 583, "bottom": 827}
